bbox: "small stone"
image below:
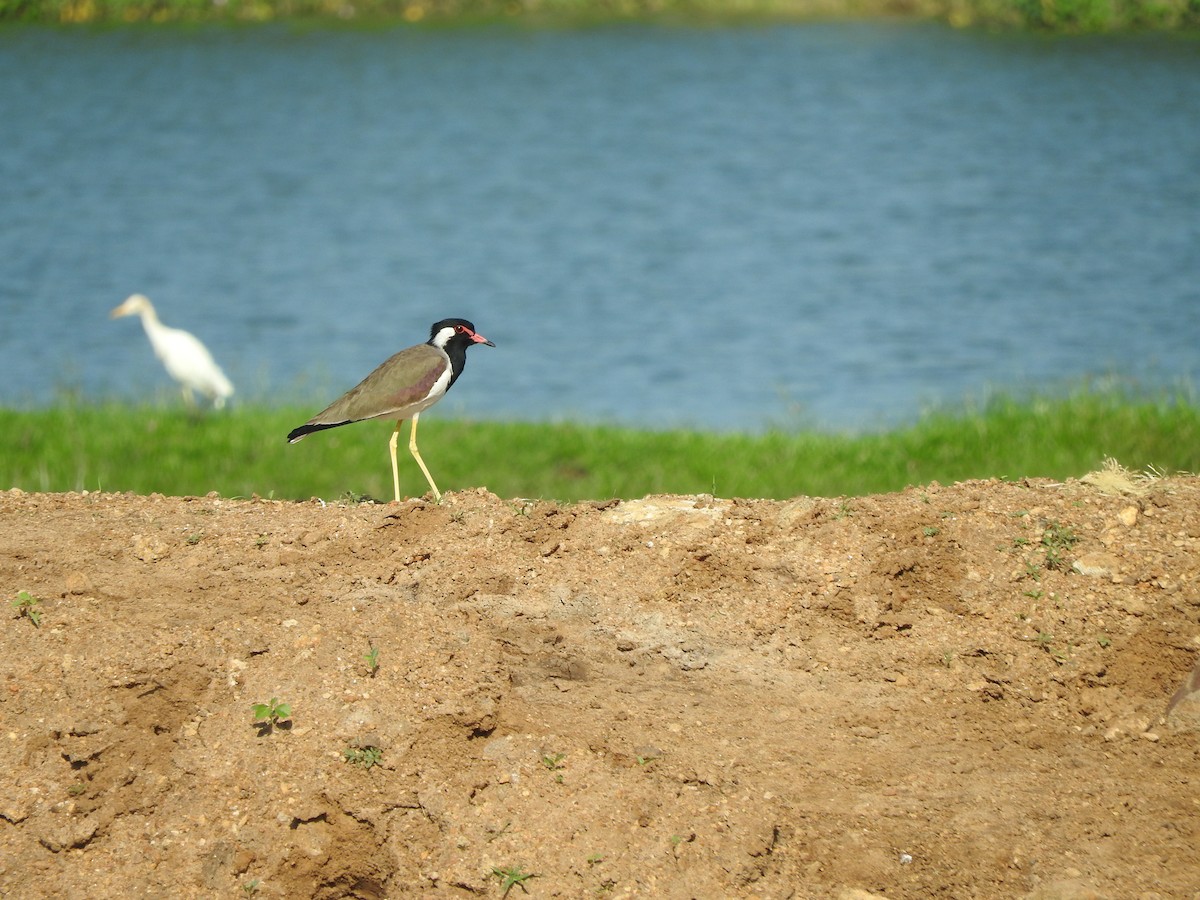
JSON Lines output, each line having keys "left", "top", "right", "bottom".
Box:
{"left": 1118, "top": 505, "right": 1139, "bottom": 527}
{"left": 1072, "top": 552, "right": 1121, "bottom": 578}
{"left": 1117, "top": 595, "right": 1148, "bottom": 616}
{"left": 131, "top": 534, "right": 170, "bottom": 562}
{"left": 64, "top": 572, "right": 93, "bottom": 595}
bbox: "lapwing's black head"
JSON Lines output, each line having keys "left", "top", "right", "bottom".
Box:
{"left": 428, "top": 318, "right": 496, "bottom": 351}
{"left": 428, "top": 318, "right": 495, "bottom": 388}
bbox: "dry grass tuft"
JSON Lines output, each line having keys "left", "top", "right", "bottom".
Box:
{"left": 1080, "top": 457, "right": 1157, "bottom": 496}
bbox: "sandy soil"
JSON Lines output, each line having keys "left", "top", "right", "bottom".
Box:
{"left": 1, "top": 471, "right": 1199, "bottom": 899}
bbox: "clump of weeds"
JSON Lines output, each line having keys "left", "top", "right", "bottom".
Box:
{"left": 1041, "top": 521, "right": 1079, "bottom": 571}
{"left": 343, "top": 745, "right": 383, "bottom": 769}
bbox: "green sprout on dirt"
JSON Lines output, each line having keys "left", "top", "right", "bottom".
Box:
{"left": 363, "top": 642, "right": 380, "bottom": 677}
{"left": 242, "top": 880, "right": 261, "bottom": 895}
{"left": 251, "top": 698, "right": 292, "bottom": 732}
{"left": 491, "top": 865, "right": 537, "bottom": 896}
{"left": 343, "top": 745, "right": 383, "bottom": 769}
{"left": 1034, "top": 631, "right": 1071, "bottom": 663}
{"left": 540, "top": 752, "right": 566, "bottom": 771}
{"left": 11, "top": 591, "right": 42, "bottom": 627}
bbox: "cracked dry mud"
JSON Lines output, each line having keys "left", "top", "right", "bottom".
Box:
{"left": 1, "top": 473, "right": 1198, "bottom": 899}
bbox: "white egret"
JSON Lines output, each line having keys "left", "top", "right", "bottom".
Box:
{"left": 110, "top": 293, "right": 235, "bottom": 409}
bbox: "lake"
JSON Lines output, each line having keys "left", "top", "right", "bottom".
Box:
{"left": 1, "top": 22, "right": 1198, "bottom": 431}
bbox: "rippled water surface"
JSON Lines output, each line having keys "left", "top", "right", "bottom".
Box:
{"left": 2, "top": 23, "right": 1198, "bottom": 429}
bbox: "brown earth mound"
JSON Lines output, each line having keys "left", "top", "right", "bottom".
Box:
{"left": 1, "top": 473, "right": 1198, "bottom": 899}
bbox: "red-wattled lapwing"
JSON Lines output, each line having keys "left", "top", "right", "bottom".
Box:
{"left": 287, "top": 318, "right": 495, "bottom": 503}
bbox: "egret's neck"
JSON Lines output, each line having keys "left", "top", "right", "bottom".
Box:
{"left": 137, "top": 306, "right": 163, "bottom": 333}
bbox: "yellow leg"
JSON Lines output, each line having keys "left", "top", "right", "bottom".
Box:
{"left": 408, "top": 413, "right": 442, "bottom": 502}
{"left": 389, "top": 422, "right": 402, "bottom": 503}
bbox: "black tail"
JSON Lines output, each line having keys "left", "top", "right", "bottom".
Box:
{"left": 286, "top": 421, "right": 348, "bottom": 443}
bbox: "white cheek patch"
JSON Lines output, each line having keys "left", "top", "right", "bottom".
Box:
{"left": 430, "top": 326, "right": 457, "bottom": 349}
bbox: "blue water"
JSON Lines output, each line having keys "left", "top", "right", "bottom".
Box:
{"left": 2, "top": 23, "right": 1198, "bottom": 430}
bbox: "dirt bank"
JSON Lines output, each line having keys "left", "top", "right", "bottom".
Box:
{"left": 1, "top": 473, "right": 1198, "bottom": 898}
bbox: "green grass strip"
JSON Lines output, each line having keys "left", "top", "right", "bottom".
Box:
{"left": 4, "top": 0, "right": 1200, "bottom": 31}
{"left": 2, "top": 387, "right": 1197, "bottom": 501}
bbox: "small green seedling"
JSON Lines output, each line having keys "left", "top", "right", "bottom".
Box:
{"left": 343, "top": 745, "right": 383, "bottom": 769}
{"left": 251, "top": 698, "right": 292, "bottom": 732}
{"left": 363, "top": 643, "right": 380, "bottom": 677}
{"left": 242, "top": 879, "right": 261, "bottom": 895}
{"left": 11, "top": 591, "right": 42, "bottom": 627}
{"left": 540, "top": 752, "right": 566, "bottom": 771}
{"left": 491, "top": 865, "right": 536, "bottom": 897}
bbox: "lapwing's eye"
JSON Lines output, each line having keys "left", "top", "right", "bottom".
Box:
{"left": 455, "top": 325, "right": 466, "bottom": 333}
